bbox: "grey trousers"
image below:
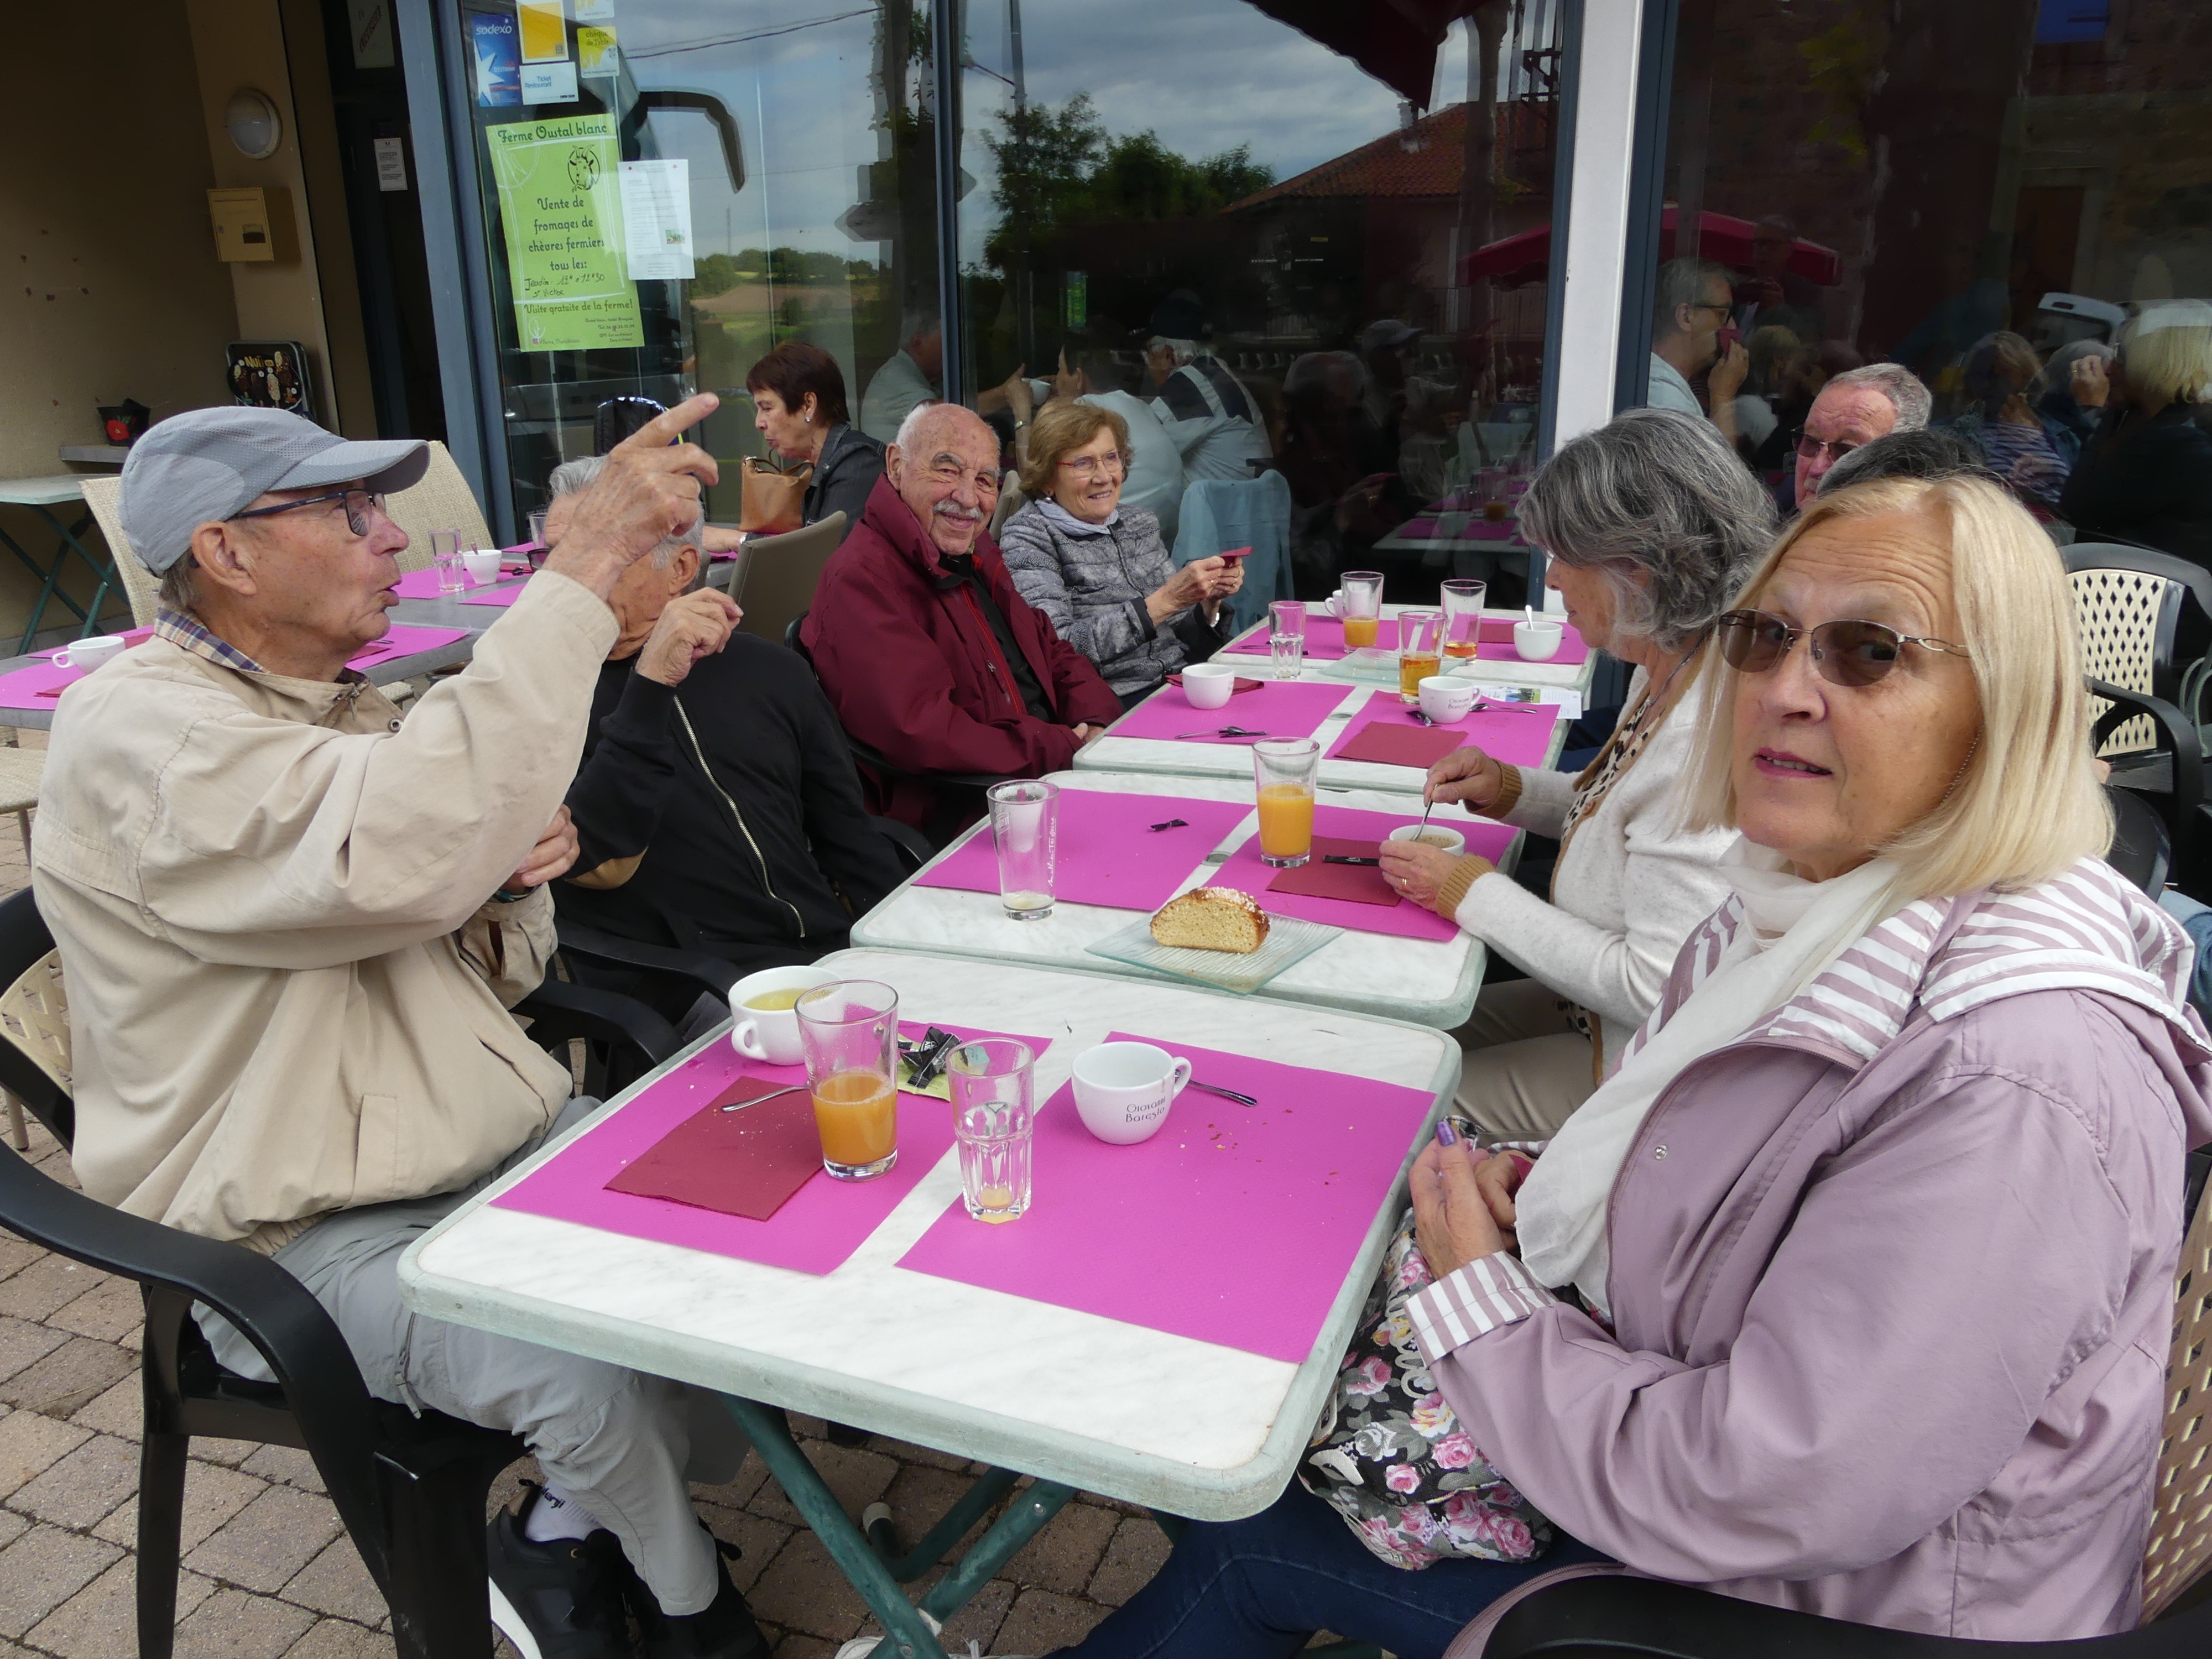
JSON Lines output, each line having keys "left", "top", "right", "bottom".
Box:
{"left": 1453, "top": 978, "right": 1598, "bottom": 1143}
{"left": 199, "top": 1095, "right": 744, "bottom": 1616}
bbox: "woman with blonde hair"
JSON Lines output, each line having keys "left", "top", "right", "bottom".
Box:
{"left": 2060, "top": 298, "right": 2212, "bottom": 567}
{"left": 999, "top": 398, "right": 1241, "bottom": 703}
{"left": 1056, "top": 473, "right": 2212, "bottom": 1658}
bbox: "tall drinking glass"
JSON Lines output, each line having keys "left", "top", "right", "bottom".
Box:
{"left": 431, "top": 528, "right": 465, "bottom": 594}
{"left": 949, "top": 1040, "right": 1036, "bottom": 1224}
{"left": 528, "top": 509, "right": 549, "bottom": 549}
{"left": 1269, "top": 599, "right": 1308, "bottom": 679}
{"left": 1253, "top": 737, "right": 1319, "bottom": 869}
{"left": 795, "top": 980, "right": 900, "bottom": 1181}
{"left": 1441, "top": 580, "right": 1488, "bottom": 660}
{"left": 987, "top": 780, "right": 1057, "bottom": 921}
{"left": 1338, "top": 572, "right": 1384, "bottom": 650}
{"left": 1397, "top": 609, "right": 1444, "bottom": 703}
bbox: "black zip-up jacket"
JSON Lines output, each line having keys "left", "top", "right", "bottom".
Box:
{"left": 802, "top": 421, "right": 886, "bottom": 533}
{"left": 557, "top": 635, "right": 905, "bottom": 967}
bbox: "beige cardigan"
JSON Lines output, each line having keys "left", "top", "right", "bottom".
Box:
{"left": 33, "top": 575, "right": 615, "bottom": 1251}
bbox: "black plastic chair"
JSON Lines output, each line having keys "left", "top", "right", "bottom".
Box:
{"left": 2093, "top": 679, "right": 2208, "bottom": 896}
{"left": 0, "top": 887, "right": 529, "bottom": 1659}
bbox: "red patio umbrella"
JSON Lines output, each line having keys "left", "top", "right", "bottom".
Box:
{"left": 1459, "top": 207, "right": 1840, "bottom": 288}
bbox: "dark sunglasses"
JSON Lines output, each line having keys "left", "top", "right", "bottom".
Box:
{"left": 231, "top": 488, "right": 386, "bottom": 538}
{"left": 1715, "top": 608, "right": 1971, "bottom": 688}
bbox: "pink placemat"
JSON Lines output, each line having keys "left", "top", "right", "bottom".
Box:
{"left": 1110, "top": 679, "right": 1349, "bottom": 745}
{"left": 916, "top": 792, "right": 1247, "bottom": 911}
{"left": 392, "top": 567, "right": 530, "bottom": 601}
{"left": 494, "top": 1021, "right": 1048, "bottom": 1274}
{"left": 1324, "top": 698, "right": 1559, "bottom": 769}
{"left": 1214, "top": 804, "right": 1510, "bottom": 941}
{"left": 896, "top": 1033, "right": 1439, "bottom": 1362}
{"left": 0, "top": 624, "right": 469, "bottom": 710}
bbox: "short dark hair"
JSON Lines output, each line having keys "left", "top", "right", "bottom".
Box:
{"left": 745, "top": 341, "right": 851, "bottom": 427}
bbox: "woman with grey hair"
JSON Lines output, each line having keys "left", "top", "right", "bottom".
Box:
{"left": 1378, "top": 409, "right": 1777, "bottom": 1139}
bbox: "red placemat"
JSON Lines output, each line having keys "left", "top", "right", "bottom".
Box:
{"left": 915, "top": 792, "right": 1246, "bottom": 911}
{"left": 1214, "top": 805, "right": 1509, "bottom": 941}
{"left": 1324, "top": 698, "right": 1559, "bottom": 769}
{"left": 0, "top": 624, "right": 469, "bottom": 711}
{"left": 493, "top": 1021, "right": 1048, "bottom": 1274}
{"left": 605, "top": 1078, "right": 821, "bottom": 1220}
{"left": 895, "top": 1033, "right": 1439, "bottom": 1362}
{"left": 1110, "top": 679, "right": 1349, "bottom": 745}
{"left": 1266, "top": 837, "right": 1396, "bottom": 906}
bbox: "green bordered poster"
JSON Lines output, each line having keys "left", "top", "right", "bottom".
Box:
{"left": 487, "top": 114, "right": 644, "bottom": 352}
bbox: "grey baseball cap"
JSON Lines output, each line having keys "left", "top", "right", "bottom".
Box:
{"left": 118, "top": 406, "right": 431, "bottom": 575}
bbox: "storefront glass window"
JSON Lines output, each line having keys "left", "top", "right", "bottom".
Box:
{"left": 455, "top": 0, "right": 942, "bottom": 526}
{"left": 952, "top": 0, "right": 1569, "bottom": 603}
{"left": 1632, "top": 0, "right": 2212, "bottom": 560}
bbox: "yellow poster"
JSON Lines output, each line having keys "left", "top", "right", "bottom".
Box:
{"left": 517, "top": 0, "right": 568, "bottom": 63}
{"left": 578, "top": 24, "right": 617, "bottom": 76}
{"left": 487, "top": 114, "right": 644, "bottom": 352}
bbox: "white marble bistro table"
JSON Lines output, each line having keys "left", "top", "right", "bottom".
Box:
{"left": 852, "top": 769, "right": 1511, "bottom": 1027}
{"left": 1077, "top": 672, "right": 1570, "bottom": 796}
{"left": 399, "top": 948, "right": 1458, "bottom": 1658}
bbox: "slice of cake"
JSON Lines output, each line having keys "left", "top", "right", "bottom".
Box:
{"left": 1150, "top": 888, "right": 1271, "bottom": 954}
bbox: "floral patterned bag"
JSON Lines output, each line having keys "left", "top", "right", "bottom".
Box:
{"left": 1298, "top": 1204, "right": 1553, "bottom": 1571}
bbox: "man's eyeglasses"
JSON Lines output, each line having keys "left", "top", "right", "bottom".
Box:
{"left": 1058, "top": 451, "right": 1128, "bottom": 479}
{"left": 1793, "top": 430, "right": 1859, "bottom": 466}
{"left": 231, "top": 488, "right": 387, "bottom": 538}
{"left": 924, "top": 460, "right": 1001, "bottom": 497}
{"left": 1715, "top": 608, "right": 1971, "bottom": 688}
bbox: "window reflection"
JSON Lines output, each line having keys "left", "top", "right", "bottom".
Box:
{"left": 956, "top": 0, "right": 1568, "bottom": 605}
{"left": 1637, "top": 0, "right": 2212, "bottom": 571}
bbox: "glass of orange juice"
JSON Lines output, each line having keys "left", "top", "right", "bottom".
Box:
{"left": 1397, "top": 609, "right": 1443, "bottom": 703}
{"left": 1253, "top": 738, "right": 1319, "bottom": 869}
{"left": 1441, "top": 580, "right": 1487, "bottom": 660}
{"left": 795, "top": 980, "right": 901, "bottom": 1181}
{"left": 1338, "top": 572, "right": 1384, "bottom": 650}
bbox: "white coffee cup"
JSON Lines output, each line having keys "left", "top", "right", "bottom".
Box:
{"left": 461, "top": 548, "right": 503, "bottom": 586}
{"left": 1417, "top": 675, "right": 1478, "bottom": 724}
{"left": 1387, "top": 822, "right": 1467, "bottom": 857}
{"left": 53, "top": 635, "right": 128, "bottom": 672}
{"left": 729, "top": 966, "right": 839, "bottom": 1067}
{"left": 1071, "top": 1041, "right": 1192, "bottom": 1146}
{"left": 1182, "top": 662, "right": 1237, "bottom": 711}
{"left": 1322, "top": 589, "right": 1344, "bottom": 618}
{"left": 1514, "top": 619, "right": 1565, "bottom": 661}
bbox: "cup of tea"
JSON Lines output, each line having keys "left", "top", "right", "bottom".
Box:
{"left": 1515, "top": 618, "right": 1566, "bottom": 661}
{"left": 1071, "top": 1041, "right": 1192, "bottom": 1145}
{"left": 1181, "top": 662, "right": 1237, "bottom": 710}
{"left": 52, "top": 635, "right": 128, "bottom": 672}
{"left": 1387, "top": 822, "right": 1468, "bottom": 857}
{"left": 729, "top": 966, "right": 838, "bottom": 1066}
{"left": 461, "top": 547, "right": 503, "bottom": 586}
{"left": 1417, "top": 676, "right": 1478, "bottom": 724}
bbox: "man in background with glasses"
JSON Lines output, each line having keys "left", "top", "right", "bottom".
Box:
{"left": 1792, "top": 362, "right": 1933, "bottom": 505}
{"left": 1648, "top": 258, "right": 1749, "bottom": 447}
{"left": 34, "top": 403, "right": 773, "bottom": 1658}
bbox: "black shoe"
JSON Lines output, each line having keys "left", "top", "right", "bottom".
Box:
{"left": 487, "top": 1485, "right": 636, "bottom": 1659}
{"left": 632, "top": 1535, "right": 768, "bottom": 1659}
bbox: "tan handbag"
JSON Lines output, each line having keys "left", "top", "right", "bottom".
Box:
{"left": 738, "top": 456, "right": 811, "bottom": 534}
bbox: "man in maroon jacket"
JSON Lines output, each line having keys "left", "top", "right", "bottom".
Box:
{"left": 802, "top": 404, "right": 1121, "bottom": 834}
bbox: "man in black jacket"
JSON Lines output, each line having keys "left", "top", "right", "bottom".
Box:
{"left": 549, "top": 458, "right": 905, "bottom": 1013}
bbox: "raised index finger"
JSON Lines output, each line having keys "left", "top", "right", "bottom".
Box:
{"left": 614, "top": 392, "right": 722, "bottom": 455}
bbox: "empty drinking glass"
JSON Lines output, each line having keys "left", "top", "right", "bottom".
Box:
{"left": 431, "top": 528, "right": 465, "bottom": 594}
{"left": 1269, "top": 599, "right": 1307, "bottom": 680}
{"left": 1441, "top": 580, "right": 1488, "bottom": 661}
{"left": 528, "top": 509, "right": 549, "bottom": 550}
{"left": 949, "top": 1039, "right": 1036, "bottom": 1224}
{"left": 795, "top": 980, "right": 900, "bottom": 1181}
{"left": 987, "top": 779, "right": 1057, "bottom": 921}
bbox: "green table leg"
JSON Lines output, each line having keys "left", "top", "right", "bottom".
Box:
{"left": 0, "top": 508, "right": 119, "bottom": 655}
{"left": 718, "top": 1396, "right": 1074, "bottom": 1659}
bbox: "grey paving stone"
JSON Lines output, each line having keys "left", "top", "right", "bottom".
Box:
{"left": 1000, "top": 1499, "right": 1119, "bottom": 1595}
{"left": 240, "top": 1443, "right": 327, "bottom": 1495}
{"left": 0, "top": 1239, "right": 41, "bottom": 1284}
{"left": 93, "top": 1459, "right": 267, "bottom": 1552}
{"left": 1089, "top": 1514, "right": 1176, "bottom": 1607}
{"left": 0, "top": 1256, "right": 102, "bottom": 1323}
{"left": 693, "top": 1500, "right": 792, "bottom": 1594}
{"left": 22, "top": 1558, "right": 215, "bottom": 1658}
{"left": 935, "top": 1574, "right": 1018, "bottom": 1653}
{"left": 770, "top": 1636, "right": 839, "bottom": 1659}
{"left": 0, "top": 1408, "right": 88, "bottom": 1500}
{"left": 0, "top": 1524, "right": 123, "bottom": 1639}
{"left": 279, "top": 1618, "right": 394, "bottom": 1659}
{"left": 0, "top": 1509, "right": 23, "bottom": 1551}
{"left": 0, "top": 1334, "right": 135, "bottom": 1417}
{"left": 67, "top": 1377, "right": 140, "bottom": 1442}
{"left": 48, "top": 1275, "right": 144, "bottom": 1345}
{"left": 278, "top": 1535, "right": 387, "bottom": 1626}
{"left": 171, "top": 1585, "right": 317, "bottom": 1659}
{"left": 994, "top": 1585, "right": 1112, "bottom": 1654}
{"left": 742, "top": 1531, "right": 870, "bottom": 1641}
{"left": 743, "top": 1441, "right": 899, "bottom": 1526}
{"left": 6, "top": 1432, "right": 138, "bottom": 1528}
{"left": 183, "top": 1483, "right": 345, "bottom": 1594}
{"left": 0, "top": 1317, "right": 66, "bottom": 1388}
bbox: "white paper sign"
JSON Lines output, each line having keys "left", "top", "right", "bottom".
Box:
{"left": 519, "top": 61, "right": 580, "bottom": 105}
{"left": 618, "top": 159, "right": 695, "bottom": 280}
{"left": 572, "top": 0, "right": 617, "bottom": 19}
{"left": 373, "top": 136, "right": 409, "bottom": 191}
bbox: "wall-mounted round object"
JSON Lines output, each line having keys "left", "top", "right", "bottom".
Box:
{"left": 225, "top": 89, "right": 283, "bottom": 160}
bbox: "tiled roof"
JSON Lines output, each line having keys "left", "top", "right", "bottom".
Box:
{"left": 1225, "top": 101, "right": 1549, "bottom": 210}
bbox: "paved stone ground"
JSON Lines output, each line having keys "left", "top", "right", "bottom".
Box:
{"left": 0, "top": 752, "right": 1178, "bottom": 1657}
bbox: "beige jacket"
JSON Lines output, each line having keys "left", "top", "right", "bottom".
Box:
{"left": 32, "top": 575, "right": 618, "bottom": 1251}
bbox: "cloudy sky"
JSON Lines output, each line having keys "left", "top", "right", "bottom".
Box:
{"left": 598, "top": 0, "right": 1488, "bottom": 260}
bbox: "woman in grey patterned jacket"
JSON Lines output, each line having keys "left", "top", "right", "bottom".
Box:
{"left": 1000, "top": 400, "right": 1243, "bottom": 703}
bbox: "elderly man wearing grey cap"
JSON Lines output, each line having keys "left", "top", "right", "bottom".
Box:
{"left": 30, "top": 400, "right": 768, "bottom": 1659}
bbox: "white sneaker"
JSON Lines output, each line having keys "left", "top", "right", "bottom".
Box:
{"left": 832, "top": 1611, "right": 1029, "bottom": 1659}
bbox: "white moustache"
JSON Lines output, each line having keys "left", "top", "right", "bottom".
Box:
{"left": 933, "top": 502, "right": 984, "bottom": 524}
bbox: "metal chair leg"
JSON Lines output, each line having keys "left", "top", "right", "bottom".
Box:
{"left": 136, "top": 1429, "right": 189, "bottom": 1659}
